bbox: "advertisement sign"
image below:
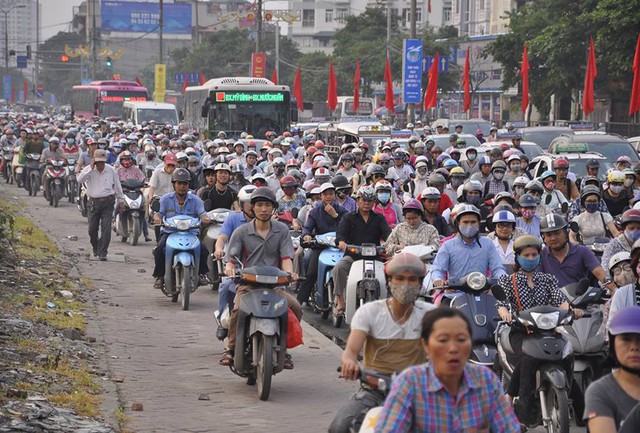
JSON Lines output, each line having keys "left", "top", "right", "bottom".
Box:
{"left": 402, "top": 39, "right": 423, "bottom": 104}
{"left": 2, "top": 75, "right": 11, "bottom": 101}
{"left": 214, "top": 91, "right": 286, "bottom": 103}
{"left": 101, "top": 1, "right": 192, "bottom": 35}
{"left": 251, "top": 53, "right": 266, "bottom": 78}
{"left": 155, "top": 64, "right": 166, "bottom": 102}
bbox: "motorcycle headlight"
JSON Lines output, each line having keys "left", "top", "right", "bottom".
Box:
{"left": 129, "top": 201, "right": 140, "bottom": 209}
{"left": 530, "top": 311, "right": 560, "bottom": 330}
{"left": 361, "top": 246, "right": 377, "bottom": 257}
{"left": 466, "top": 272, "right": 486, "bottom": 291}
{"left": 175, "top": 219, "right": 191, "bottom": 231}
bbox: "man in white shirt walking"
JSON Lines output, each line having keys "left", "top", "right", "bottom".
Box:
{"left": 77, "top": 149, "right": 124, "bottom": 261}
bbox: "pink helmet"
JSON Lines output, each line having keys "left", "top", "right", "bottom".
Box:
{"left": 402, "top": 198, "right": 424, "bottom": 214}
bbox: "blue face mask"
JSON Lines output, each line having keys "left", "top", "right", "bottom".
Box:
{"left": 625, "top": 229, "right": 640, "bottom": 244}
{"left": 585, "top": 202, "right": 598, "bottom": 213}
{"left": 377, "top": 192, "right": 391, "bottom": 204}
{"left": 517, "top": 255, "right": 540, "bottom": 272}
{"left": 467, "top": 195, "right": 481, "bottom": 205}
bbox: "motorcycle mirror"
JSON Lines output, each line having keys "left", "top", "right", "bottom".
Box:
{"left": 545, "top": 194, "right": 552, "bottom": 205}
{"left": 569, "top": 221, "right": 580, "bottom": 233}
{"left": 490, "top": 284, "right": 507, "bottom": 301}
{"left": 291, "top": 207, "right": 299, "bottom": 219}
{"left": 561, "top": 202, "right": 568, "bottom": 213}
{"left": 576, "top": 278, "right": 590, "bottom": 297}
{"left": 203, "top": 199, "right": 213, "bottom": 212}
{"left": 150, "top": 199, "right": 160, "bottom": 212}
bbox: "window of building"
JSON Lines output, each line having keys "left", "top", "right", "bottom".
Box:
{"left": 336, "top": 8, "right": 349, "bottom": 21}
{"left": 444, "top": 7, "right": 452, "bottom": 22}
{"left": 302, "top": 9, "right": 315, "bottom": 27}
{"left": 326, "top": 9, "right": 333, "bottom": 23}
{"left": 480, "top": 0, "right": 485, "bottom": 9}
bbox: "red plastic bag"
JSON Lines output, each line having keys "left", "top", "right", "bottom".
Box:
{"left": 286, "top": 308, "right": 304, "bottom": 349}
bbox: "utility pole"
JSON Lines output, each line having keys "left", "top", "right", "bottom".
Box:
{"left": 193, "top": 0, "right": 199, "bottom": 47}
{"left": 159, "top": 0, "right": 164, "bottom": 64}
{"left": 87, "top": 0, "right": 97, "bottom": 79}
{"left": 256, "top": 0, "right": 262, "bottom": 52}
{"left": 386, "top": 2, "right": 391, "bottom": 59}
{"left": 34, "top": 0, "right": 39, "bottom": 93}
{"left": 275, "top": 23, "right": 279, "bottom": 82}
{"left": 407, "top": 0, "right": 417, "bottom": 124}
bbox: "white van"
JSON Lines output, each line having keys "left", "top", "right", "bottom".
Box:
{"left": 122, "top": 101, "right": 178, "bottom": 126}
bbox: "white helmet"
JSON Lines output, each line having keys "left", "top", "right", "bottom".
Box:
{"left": 238, "top": 185, "right": 257, "bottom": 205}
{"left": 514, "top": 176, "right": 529, "bottom": 187}
{"left": 609, "top": 251, "right": 631, "bottom": 275}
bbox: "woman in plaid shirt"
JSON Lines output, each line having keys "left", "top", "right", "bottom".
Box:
{"left": 375, "top": 308, "right": 519, "bottom": 433}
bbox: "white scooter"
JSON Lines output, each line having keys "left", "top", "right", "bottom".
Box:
{"left": 200, "top": 207, "right": 231, "bottom": 290}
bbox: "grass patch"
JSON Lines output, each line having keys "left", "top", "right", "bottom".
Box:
{"left": 19, "top": 281, "right": 86, "bottom": 332}
{"left": 48, "top": 391, "right": 102, "bottom": 418}
{"left": 115, "top": 406, "right": 131, "bottom": 426}
{"left": 12, "top": 213, "right": 59, "bottom": 260}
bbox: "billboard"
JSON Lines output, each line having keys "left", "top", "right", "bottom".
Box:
{"left": 101, "top": 1, "right": 192, "bottom": 35}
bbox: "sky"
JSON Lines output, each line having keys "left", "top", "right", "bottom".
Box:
{"left": 41, "top": 0, "right": 83, "bottom": 41}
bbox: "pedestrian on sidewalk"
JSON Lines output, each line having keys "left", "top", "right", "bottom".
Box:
{"left": 76, "top": 149, "right": 124, "bottom": 261}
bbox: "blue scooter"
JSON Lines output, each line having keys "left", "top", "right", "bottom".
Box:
{"left": 162, "top": 215, "right": 201, "bottom": 310}
{"left": 302, "top": 232, "right": 344, "bottom": 319}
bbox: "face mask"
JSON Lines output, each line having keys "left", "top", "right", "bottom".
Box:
{"left": 585, "top": 202, "right": 598, "bottom": 213}
{"left": 415, "top": 148, "right": 424, "bottom": 155}
{"left": 625, "top": 229, "right": 640, "bottom": 244}
{"left": 459, "top": 225, "right": 479, "bottom": 238}
{"left": 417, "top": 169, "right": 427, "bottom": 178}
{"left": 610, "top": 185, "right": 623, "bottom": 194}
{"left": 545, "top": 180, "right": 557, "bottom": 190}
{"left": 521, "top": 208, "right": 536, "bottom": 219}
{"left": 614, "top": 270, "right": 635, "bottom": 287}
{"left": 625, "top": 178, "right": 635, "bottom": 188}
{"left": 343, "top": 161, "right": 352, "bottom": 169}
{"left": 426, "top": 143, "right": 434, "bottom": 150}
{"left": 275, "top": 167, "right": 285, "bottom": 176}
{"left": 510, "top": 164, "right": 520, "bottom": 172}
{"left": 67, "top": 138, "right": 75, "bottom": 144}
{"left": 493, "top": 171, "right": 504, "bottom": 180}
{"left": 451, "top": 178, "right": 464, "bottom": 189}
{"left": 517, "top": 255, "right": 540, "bottom": 272}
{"left": 188, "top": 166, "right": 198, "bottom": 173}
{"left": 515, "top": 186, "right": 525, "bottom": 197}
{"left": 467, "top": 195, "right": 481, "bottom": 205}
{"left": 377, "top": 192, "right": 391, "bottom": 204}
{"left": 467, "top": 153, "right": 477, "bottom": 161}
{"left": 389, "top": 282, "right": 420, "bottom": 305}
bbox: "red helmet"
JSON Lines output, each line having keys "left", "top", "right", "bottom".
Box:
{"left": 621, "top": 209, "right": 640, "bottom": 228}
{"left": 286, "top": 158, "right": 298, "bottom": 167}
{"left": 553, "top": 158, "right": 570, "bottom": 169}
{"left": 279, "top": 175, "right": 298, "bottom": 188}
{"left": 314, "top": 140, "right": 325, "bottom": 149}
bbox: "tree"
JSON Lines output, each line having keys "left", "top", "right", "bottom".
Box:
{"left": 38, "top": 32, "right": 85, "bottom": 104}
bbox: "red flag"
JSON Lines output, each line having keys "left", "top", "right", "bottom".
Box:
{"left": 23, "top": 80, "right": 28, "bottom": 103}
{"left": 424, "top": 52, "right": 439, "bottom": 110}
{"left": 327, "top": 62, "right": 338, "bottom": 111}
{"left": 182, "top": 74, "right": 189, "bottom": 94}
{"left": 293, "top": 66, "right": 304, "bottom": 111}
{"left": 199, "top": 71, "right": 206, "bottom": 85}
{"left": 353, "top": 59, "right": 361, "bottom": 113}
{"left": 428, "top": 0, "right": 431, "bottom": 13}
{"left": 583, "top": 36, "right": 597, "bottom": 116}
{"left": 521, "top": 43, "right": 530, "bottom": 116}
{"left": 135, "top": 76, "right": 143, "bottom": 87}
{"left": 271, "top": 69, "right": 278, "bottom": 85}
{"left": 630, "top": 34, "right": 640, "bottom": 116}
{"left": 463, "top": 47, "right": 471, "bottom": 112}
{"left": 384, "top": 56, "right": 394, "bottom": 112}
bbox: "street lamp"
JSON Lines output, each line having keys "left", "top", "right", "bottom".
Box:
{"left": 1, "top": 4, "right": 26, "bottom": 70}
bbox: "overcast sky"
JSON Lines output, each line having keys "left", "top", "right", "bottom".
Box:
{"left": 41, "top": 0, "right": 83, "bottom": 40}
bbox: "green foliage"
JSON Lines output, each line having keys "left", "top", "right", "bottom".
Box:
{"left": 0, "top": 203, "right": 15, "bottom": 258}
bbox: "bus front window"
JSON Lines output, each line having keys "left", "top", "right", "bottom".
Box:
{"left": 209, "top": 103, "right": 288, "bottom": 137}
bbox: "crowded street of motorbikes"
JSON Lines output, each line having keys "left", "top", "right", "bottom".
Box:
{"left": 3, "top": 114, "right": 640, "bottom": 433}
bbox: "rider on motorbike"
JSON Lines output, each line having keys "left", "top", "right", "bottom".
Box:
{"left": 329, "top": 253, "right": 435, "bottom": 433}
{"left": 569, "top": 185, "right": 619, "bottom": 244}
{"left": 152, "top": 168, "right": 211, "bottom": 289}
{"left": 385, "top": 199, "right": 439, "bottom": 256}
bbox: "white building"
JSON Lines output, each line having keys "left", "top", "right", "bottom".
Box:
{"left": 0, "top": 0, "right": 38, "bottom": 70}
{"left": 448, "top": 0, "right": 523, "bottom": 37}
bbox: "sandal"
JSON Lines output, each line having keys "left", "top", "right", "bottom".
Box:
{"left": 333, "top": 306, "right": 345, "bottom": 317}
{"left": 284, "top": 353, "right": 294, "bottom": 370}
{"left": 219, "top": 349, "right": 234, "bottom": 366}
{"left": 153, "top": 278, "right": 164, "bottom": 289}
{"left": 199, "top": 274, "right": 211, "bottom": 286}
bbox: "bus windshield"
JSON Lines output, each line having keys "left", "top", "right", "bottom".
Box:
{"left": 99, "top": 91, "right": 147, "bottom": 118}
{"left": 209, "top": 100, "right": 289, "bottom": 137}
{"left": 137, "top": 108, "right": 178, "bottom": 125}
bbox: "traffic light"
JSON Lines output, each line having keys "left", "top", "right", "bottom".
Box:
{"left": 105, "top": 56, "right": 113, "bottom": 68}
{"left": 60, "top": 54, "right": 69, "bottom": 63}
{"left": 26, "top": 45, "right": 31, "bottom": 60}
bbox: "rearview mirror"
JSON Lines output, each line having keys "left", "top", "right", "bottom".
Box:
{"left": 545, "top": 194, "right": 553, "bottom": 205}
{"left": 569, "top": 221, "right": 580, "bottom": 233}
{"left": 203, "top": 199, "right": 213, "bottom": 212}
{"left": 490, "top": 284, "right": 507, "bottom": 301}
{"left": 576, "top": 278, "right": 590, "bottom": 296}
{"left": 291, "top": 208, "right": 299, "bottom": 219}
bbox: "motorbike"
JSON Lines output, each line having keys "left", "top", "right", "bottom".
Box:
{"left": 65, "top": 158, "right": 78, "bottom": 204}
{"left": 2, "top": 144, "right": 13, "bottom": 184}
{"left": 569, "top": 221, "right": 610, "bottom": 257}
{"left": 115, "top": 179, "right": 146, "bottom": 246}
{"left": 78, "top": 182, "right": 89, "bottom": 218}
{"left": 23, "top": 153, "right": 42, "bottom": 197}
{"left": 200, "top": 207, "right": 231, "bottom": 290}
{"left": 12, "top": 148, "right": 23, "bottom": 188}
{"left": 343, "top": 244, "right": 387, "bottom": 328}
{"left": 442, "top": 272, "right": 499, "bottom": 367}
{"left": 44, "top": 158, "right": 67, "bottom": 208}
{"left": 492, "top": 285, "right": 576, "bottom": 433}
{"left": 300, "top": 232, "right": 344, "bottom": 319}
{"left": 161, "top": 215, "right": 202, "bottom": 310}
{"left": 229, "top": 264, "right": 291, "bottom": 401}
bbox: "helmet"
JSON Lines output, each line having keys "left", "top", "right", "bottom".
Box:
{"left": 120, "top": 150, "right": 133, "bottom": 159}
{"left": 375, "top": 181, "right": 393, "bottom": 192}
{"left": 216, "top": 146, "right": 230, "bottom": 155}
{"left": 580, "top": 185, "right": 601, "bottom": 203}
{"left": 356, "top": 185, "right": 376, "bottom": 201}
{"left": 608, "top": 170, "right": 625, "bottom": 183}
{"left": 315, "top": 167, "right": 331, "bottom": 178}
{"left": 539, "top": 170, "right": 557, "bottom": 182}
{"left": 552, "top": 158, "right": 570, "bottom": 169}
{"left": 420, "top": 187, "right": 441, "bottom": 200}
{"left": 232, "top": 162, "right": 245, "bottom": 174}
{"left": 492, "top": 210, "right": 516, "bottom": 226}
{"left": 450, "top": 166, "right": 466, "bottom": 177}
{"left": 428, "top": 172, "right": 446, "bottom": 185}
{"left": 238, "top": 185, "right": 257, "bottom": 205}
{"left": 279, "top": 175, "right": 298, "bottom": 188}
{"left": 233, "top": 141, "right": 244, "bottom": 149}
{"left": 443, "top": 159, "right": 458, "bottom": 169}
{"left": 286, "top": 158, "right": 299, "bottom": 167}
{"left": 314, "top": 140, "right": 325, "bottom": 148}
{"left": 340, "top": 153, "right": 355, "bottom": 162}
{"left": 519, "top": 193, "right": 538, "bottom": 208}
{"left": 540, "top": 214, "right": 568, "bottom": 233}
{"left": 454, "top": 204, "right": 481, "bottom": 225}
{"left": 365, "top": 163, "right": 385, "bottom": 180}
{"left": 621, "top": 209, "right": 640, "bottom": 228}
{"left": 49, "top": 136, "right": 60, "bottom": 144}
{"left": 202, "top": 164, "right": 216, "bottom": 175}
{"left": 171, "top": 167, "right": 191, "bottom": 183}
{"left": 331, "top": 174, "right": 350, "bottom": 190}
{"left": 214, "top": 163, "right": 231, "bottom": 173}
{"left": 478, "top": 156, "right": 492, "bottom": 166}
{"left": 436, "top": 154, "right": 450, "bottom": 165}
{"left": 272, "top": 157, "right": 286, "bottom": 166}
{"left": 402, "top": 199, "right": 424, "bottom": 214}
{"left": 506, "top": 154, "right": 520, "bottom": 164}
{"left": 494, "top": 191, "right": 515, "bottom": 205}
{"left": 586, "top": 159, "right": 601, "bottom": 169}
{"left": 608, "top": 306, "right": 640, "bottom": 335}
{"left": 617, "top": 155, "right": 633, "bottom": 165}
{"left": 250, "top": 186, "right": 278, "bottom": 208}
{"left": 491, "top": 160, "right": 507, "bottom": 171}
{"left": 513, "top": 235, "right": 543, "bottom": 254}
{"left": 463, "top": 179, "right": 484, "bottom": 193}
{"left": 525, "top": 179, "right": 544, "bottom": 193}
{"left": 609, "top": 252, "right": 631, "bottom": 275}
{"left": 514, "top": 176, "right": 529, "bottom": 187}
{"left": 384, "top": 253, "right": 426, "bottom": 278}
{"left": 176, "top": 151, "right": 188, "bottom": 162}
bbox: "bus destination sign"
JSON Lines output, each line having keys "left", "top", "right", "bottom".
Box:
{"left": 215, "top": 91, "right": 286, "bottom": 103}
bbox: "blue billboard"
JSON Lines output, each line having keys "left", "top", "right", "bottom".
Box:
{"left": 402, "top": 39, "right": 423, "bottom": 104}
{"left": 101, "top": 1, "right": 192, "bottom": 35}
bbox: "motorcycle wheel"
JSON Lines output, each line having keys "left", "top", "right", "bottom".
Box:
{"left": 68, "top": 183, "right": 76, "bottom": 203}
{"left": 131, "top": 217, "right": 141, "bottom": 246}
{"left": 31, "top": 175, "right": 39, "bottom": 197}
{"left": 547, "top": 386, "right": 570, "bottom": 433}
{"left": 53, "top": 186, "right": 61, "bottom": 208}
{"left": 180, "top": 266, "right": 191, "bottom": 310}
{"left": 171, "top": 266, "right": 180, "bottom": 303}
{"left": 256, "top": 333, "right": 274, "bottom": 401}
{"left": 321, "top": 280, "right": 333, "bottom": 319}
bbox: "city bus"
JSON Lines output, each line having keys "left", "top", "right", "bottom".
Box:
{"left": 335, "top": 96, "right": 375, "bottom": 119}
{"left": 71, "top": 80, "right": 148, "bottom": 119}
{"left": 183, "top": 77, "right": 291, "bottom": 139}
